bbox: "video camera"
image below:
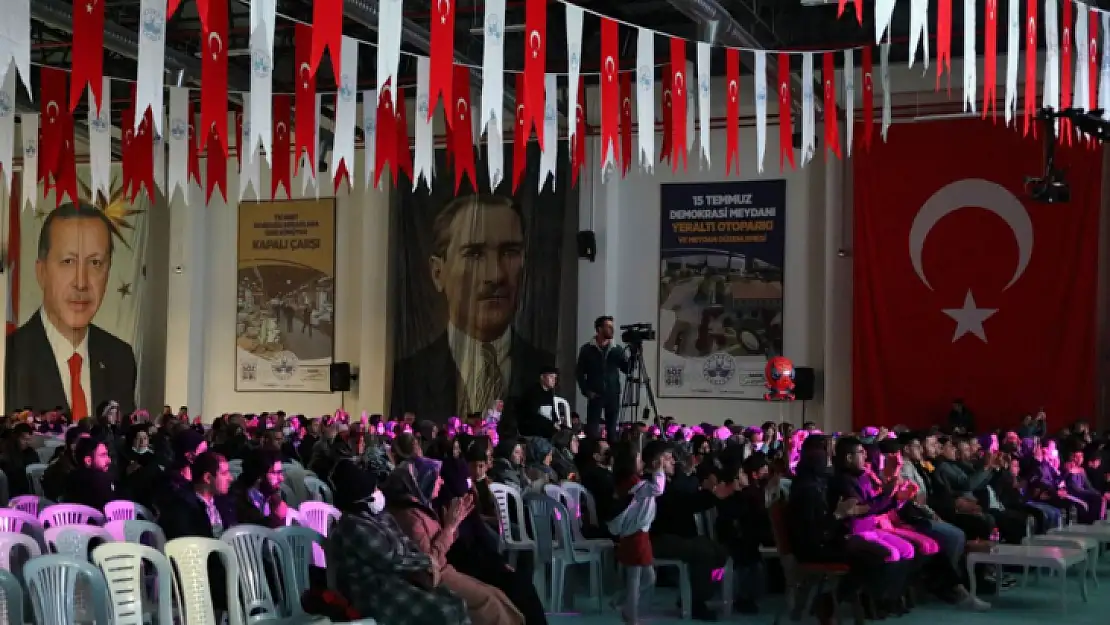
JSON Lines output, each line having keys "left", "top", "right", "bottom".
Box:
{"left": 621, "top": 323, "right": 657, "bottom": 344}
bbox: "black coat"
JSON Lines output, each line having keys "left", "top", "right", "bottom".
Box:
{"left": 61, "top": 468, "right": 118, "bottom": 512}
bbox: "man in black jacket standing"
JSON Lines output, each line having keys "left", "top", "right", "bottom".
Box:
{"left": 516, "top": 365, "right": 560, "bottom": 438}
{"left": 575, "top": 316, "right": 630, "bottom": 441}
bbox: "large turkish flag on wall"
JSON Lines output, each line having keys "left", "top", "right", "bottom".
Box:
{"left": 853, "top": 120, "right": 1102, "bottom": 432}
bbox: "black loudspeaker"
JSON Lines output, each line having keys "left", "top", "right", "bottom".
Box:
{"left": 576, "top": 230, "right": 597, "bottom": 261}
{"left": 330, "top": 362, "right": 352, "bottom": 392}
{"left": 793, "top": 367, "right": 815, "bottom": 401}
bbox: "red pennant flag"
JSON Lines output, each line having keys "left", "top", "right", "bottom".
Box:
{"left": 121, "top": 108, "right": 135, "bottom": 195}
{"left": 451, "top": 65, "right": 477, "bottom": 194}
{"left": 837, "top": 0, "right": 862, "bottom": 24}
{"left": 294, "top": 24, "right": 317, "bottom": 175}
{"left": 132, "top": 107, "right": 156, "bottom": 203}
{"left": 823, "top": 52, "right": 840, "bottom": 159}
{"left": 936, "top": 0, "right": 952, "bottom": 91}
{"left": 429, "top": 0, "right": 455, "bottom": 125}
{"left": 54, "top": 113, "right": 78, "bottom": 207}
{"left": 1024, "top": 0, "right": 1038, "bottom": 137}
{"left": 272, "top": 95, "right": 292, "bottom": 199}
{"left": 202, "top": 0, "right": 229, "bottom": 156}
{"left": 599, "top": 18, "right": 619, "bottom": 171}
{"left": 310, "top": 0, "right": 343, "bottom": 85}
{"left": 620, "top": 71, "right": 633, "bottom": 179}
{"left": 71, "top": 0, "right": 105, "bottom": 113}
{"left": 1061, "top": 0, "right": 1074, "bottom": 143}
{"left": 1088, "top": 10, "right": 1099, "bottom": 113}
{"left": 660, "top": 63, "right": 672, "bottom": 165}
{"left": 187, "top": 100, "right": 201, "bottom": 186}
{"left": 512, "top": 72, "right": 528, "bottom": 194}
{"left": 862, "top": 46, "right": 874, "bottom": 151}
{"left": 571, "top": 76, "right": 586, "bottom": 187}
{"left": 982, "top": 0, "right": 998, "bottom": 121}
{"left": 39, "top": 67, "right": 68, "bottom": 185}
{"left": 522, "top": 0, "right": 547, "bottom": 150}
{"left": 670, "top": 39, "right": 687, "bottom": 172}
{"left": 395, "top": 87, "right": 413, "bottom": 183}
{"left": 206, "top": 124, "right": 228, "bottom": 203}
{"left": 168, "top": 0, "right": 184, "bottom": 20}
{"left": 725, "top": 48, "right": 740, "bottom": 175}
{"left": 373, "top": 83, "right": 398, "bottom": 189}
{"left": 777, "top": 53, "right": 794, "bottom": 171}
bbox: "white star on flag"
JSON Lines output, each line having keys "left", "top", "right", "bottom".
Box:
{"left": 943, "top": 290, "right": 997, "bottom": 343}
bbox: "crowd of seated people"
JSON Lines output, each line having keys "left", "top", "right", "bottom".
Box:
{"left": 0, "top": 400, "right": 1108, "bottom": 624}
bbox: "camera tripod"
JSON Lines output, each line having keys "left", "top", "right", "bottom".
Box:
{"left": 619, "top": 342, "right": 661, "bottom": 428}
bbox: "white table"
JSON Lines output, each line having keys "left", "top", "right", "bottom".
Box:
{"left": 1024, "top": 535, "right": 1100, "bottom": 585}
{"left": 967, "top": 545, "right": 1088, "bottom": 612}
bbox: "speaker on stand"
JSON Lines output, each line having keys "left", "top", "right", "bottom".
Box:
{"left": 330, "top": 362, "right": 358, "bottom": 410}
{"left": 793, "top": 366, "right": 815, "bottom": 424}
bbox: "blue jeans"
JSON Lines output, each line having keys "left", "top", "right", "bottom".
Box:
{"left": 1025, "top": 501, "right": 1063, "bottom": 530}
{"left": 917, "top": 517, "right": 966, "bottom": 569}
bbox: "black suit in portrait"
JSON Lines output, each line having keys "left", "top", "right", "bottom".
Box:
{"left": 391, "top": 329, "right": 555, "bottom": 424}
{"left": 5, "top": 311, "right": 138, "bottom": 416}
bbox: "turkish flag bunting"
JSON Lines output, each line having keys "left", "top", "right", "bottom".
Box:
{"left": 373, "top": 82, "right": 397, "bottom": 190}
{"left": 39, "top": 67, "right": 67, "bottom": 185}
{"left": 620, "top": 71, "right": 633, "bottom": 179}
{"left": 659, "top": 63, "right": 672, "bottom": 165}
{"left": 571, "top": 76, "right": 586, "bottom": 188}
{"left": 1061, "top": 0, "right": 1073, "bottom": 143}
{"left": 71, "top": 0, "right": 105, "bottom": 113}
{"left": 936, "top": 0, "right": 952, "bottom": 91}
{"left": 205, "top": 123, "right": 228, "bottom": 203}
{"left": 599, "top": 18, "right": 619, "bottom": 172}
{"left": 294, "top": 24, "right": 317, "bottom": 175}
{"left": 725, "top": 48, "right": 740, "bottom": 175}
{"left": 777, "top": 53, "right": 793, "bottom": 171}
{"left": 512, "top": 72, "right": 528, "bottom": 194}
{"left": 429, "top": 0, "right": 455, "bottom": 125}
{"left": 837, "top": 0, "right": 862, "bottom": 24}
{"left": 54, "top": 112, "right": 78, "bottom": 207}
{"left": 132, "top": 106, "right": 156, "bottom": 203}
{"left": 394, "top": 86, "right": 413, "bottom": 183}
{"left": 235, "top": 107, "right": 245, "bottom": 169}
{"left": 1024, "top": 0, "right": 1038, "bottom": 137}
{"left": 862, "top": 46, "right": 874, "bottom": 152}
{"left": 852, "top": 120, "right": 1102, "bottom": 432}
{"left": 201, "top": 0, "right": 229, "bottom": 156}
{"left": 187, "top": 100, "right": 201, "bottom": 186}
{"left": 670, "top": 39, "right": 687, "bottom": 172}
{"left": 272, "top": 94, "right": 292, "bottom": 199}
{"left": 121, "top": 107, "right": 135, "bottom": 195}
{"left": 823, "top": 53, "right": 840, "bottom": 159}
{"left": 451, "top": 65, "right": 477, "bottom": 194}
{"left": 168, "top": 0, "right": 184, "bottom": 20}
{"left": 310, "top": 0, "right": 343, "bottom": 85}
{"left": 522, "top": 0, "right": 547, "bottom": 150}
{"left": 983, "top": 0, "right": 998, "bottom": 121}
{"left": 1088, "top": 11, "right": 1099, "bottom": 114}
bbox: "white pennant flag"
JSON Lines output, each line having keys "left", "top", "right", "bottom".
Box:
{"left": 565, "top": 3, "right": 583, "bottom": 145}
{"left": 19, "top": 113, "right": 37, "bottom": 211}
{"left": 153, "top": 120, "right": 166, "bottom": 193}
{"left": 249, "top": 0, "right": 276, "bottom": 165}
{"left": 636, "top": 28, "right": 655, "bottom": 171}
{"left": 167, "top": 87, "right": 189, "bottom": 203}
{"left": 754, "top": 50, "right": 767, "bottom": 173}
{"left": 377, "top": 0, "right": 404, "bottom": 108}
{"left": 539, "top": 73, "right": 558, "bottom": 192}
{"left": 0, "top": 70, "right": 14, "bottom": 195}
{"left": 875, "top": 0, "right": 897, "bottom": 43}
{"left": 0, "top": 0, "right": 31, "bottom": 99}
{"left": 88, "top": 77, "right": 112, "bottom": 202}
{"left": 1044, "top": 0, "right": 1060, "bottom": 132}
{"left": 696, "top": 42, "right": 711, "bottom": 168}
{"left": 481, "top": 0, "right": 506, "bottom": 137}
{"left": 962, "top": 0, "right": 977, "bottom": 112}
{"left": 1100, "top": 14, "right": 1110, "bottom": 119}
{"left": 331, "top": 36, "right": 359, "bottom": 191}
{"left": 1005, "top": 0, "right": 1020, "bottom": 126}
{"left": 881, "top": 42, "right": 892, "bottom": 142}
{"left": 909, "top": 0, "right": 931, "bottom": 69}
{"left": 413, "top": 57, "right": 434, "bottom": 191}
{"left": 1075, "top": 4, "right": 1090, "bottom": 115}
{"left": 685, "top": 60, "right": 695, "bottom": 155}
{"left": 844, "top": 50, "right": 855, "bottom": 157}
{"left": 238, "top": 95, "right": 262, "bottom": 202}
{"left": 801, "top": 53, "right": 815, "bottom": 166}
{"left": 301, "top": 94, "right": 322, "bottom": 198}
{"left": 362, "top": 89, "right": 378, "bottom": 190}
{"left": 487, "top": 122, "right": 504, "bottom": 191}
{"left": 136, "top": 0, "right": 167, "bottom": 132}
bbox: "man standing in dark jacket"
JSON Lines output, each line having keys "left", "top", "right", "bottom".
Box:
{"left": 516, "top": 365, "right": 560, "bottom": 438}
{"left": 576, "top": 316, "right": 630, "bottom": 441}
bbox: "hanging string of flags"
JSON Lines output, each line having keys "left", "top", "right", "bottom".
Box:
{"left": 0, "top": 0, "right": 1107, "bottom": 207}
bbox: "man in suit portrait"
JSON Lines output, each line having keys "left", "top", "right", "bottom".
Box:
{"left": 392, "top": 195, "right": 554, "bottom": 424}
{"left": 5, "top": 202, "right": 138, "bottom": 419}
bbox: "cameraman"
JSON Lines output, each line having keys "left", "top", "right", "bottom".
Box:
{"left": 576, "top": 316, "right": 631, "bottom": 441}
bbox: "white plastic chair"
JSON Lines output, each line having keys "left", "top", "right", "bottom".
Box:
{"left": 302, "top": 476, "right": 334, "bottom": 503}
{"left": 9, "top": 495, "right": 52, "bottom": 517}
{"left": 92, "top": 542, "right": 175, "bottom": 625}
{"left": 297, "top": 501, "right": 341, "bottom": 536}
{"left": 104, "top": 500, "right": 155, "bottom": 522}
{"left": 553, "top": 396, "right": 572, "bottom": 428}
{"left": 0, "top": 531, "right": 42, "bottom": 576}
{"left": 524, "top": 492, "right": 604, "bottom": 613}
{"left": 276, "top": 526, "right": 325, "bottom": 596}
{"left": 0, "top": 508, "right": 47, "bottom": 552}
{"left": 0, "top": 568, "right": 24, "bottom": 625}
{"left": 36, "top": 441, "right": 62, "bottom": 464}
{"left": 104, "top": 519, "right": 168, "bottom": 552}
{"left": 165, "top": 537, "right": 246, "bottom": 625}
{"left": 560, "top": 481, "right": 599, "bottom": 528}
{"left": 25, "top": 464, "right": 48, "bottom": 497}
{"left": 39, "top": 503, "right": 106, "bottom": 528}
{"left": 45, "top": 525, "right": 115, "bottom": 559}
{"left": 222, "top": 525, "right": 325, "bottom": 624}
{"left": 24, "top": 554, "right": 112, "bottom": 624}
{"left": 489, "top": 481, "right": 538, "bottom": 568}
{"left": 544, "top": 483, "right": 613, "bottom": 550}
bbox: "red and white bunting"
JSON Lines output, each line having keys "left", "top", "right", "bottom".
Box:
{"left": 481, "top": 0, "right": 505, "bottom": 144}
{"left": 862, "top": 45, "right": 874, "bottom": 152}
{"left": 1025, "top": 0, "right": 1039, "bottom": 136}
{"left": 202, "top": 0, "right": 229, "bottom": 156}
{"left": 522, "top": 0, "right": 547, "bottom": 149}
{"left": 599, "top": 18, "right": 619, "bottom": 176}
{"left": 696, "top": 42, "right": 711, "bottom": 169}
{"left": 1087, "top": 8, "right": 1099, "bottom": 116}
{"left": 669, "top": 40, "right": 688, "bottom": 172}
{"left": 908, "top": 0, "right": 930, "bottom": 69}
{"left": 19, "top": 114, "right": 37, "bottom": 211}
{"left": 271, "top": 94, "right": 292, "bottom": 199}
{"left": 206, "top": 119, "right": 227, "bottom": 203}
{"left": 619, "top": 71, "right": 633, "bottom": 178}
{"left": 374, "top": 82, "right": 398, "bottom": 189}
{"left": 238, "top": 96, "right": 262, "bottom": 202}
{"left": 1100, "top": 13, "right": 1110, "bottom": 118}
{"left": 844, "top": 49, "right": 855, "bottom": 157}
{"left": 1044, "top": 0, "right": 1061, "bottom": 135}
{"left": 512, "top": 72, "right": 528, "bottom": 194}
{"left": 0, "top": 71, "right": 14, "bottom": 193}
{"left": 881, "top": 42, "right": 892, "bottom": 141}
{"left": 429, "top": 0, "right": 454, "bottom": 125}
{"left": 451, "top": 65, "right": 478, "bottom": 194}
{"left": 725, "top": 48, "right": 740, "bottom": 175}
{"left": 875, "top": 0, "right": 896, "bottom": 43}
{"left": 361, "top": 89, "right": 378, "bottom": 191}
{"left": 823, "top": 52, "right": 840, "bottom": 160}
{"left": 294, "top": 24, "right": 317, "bottom": 179}
{"left": 984, "top": 0, "right": 999, "bottom": 120}
{"left": 88, "top": 77, "right": 113, "bottom": 202}
{"left": 1062, "top": 0, "right": 1075, "bottom": 139}
{"left": 39, "top": 67, "right": 67, "bottom": 185}
{"left": 168, "top": 87, "right": 190, "bottom": 201}
{"left": 249, "top": 0, "right": 276, "bottom": 166}
{"left": 73, "top": 0, "right": 106, "bottom": 113}
{"left": 413, "top": 57, "right": 435, "bottom": 192}
{"left": 310, "top": 0, "right": 342, "bottom": 85}
{"left": 963, "top": 0, "right": 977, "bottom": 112}
{"left": 1005, "top": 0, "right": 1019, "bottom": 126}
{"left": 777, "top": 53, "right": 793, "bottom": 171}
{"left": 570, "top": 76, "right": 586, "bottom": 186}
{"left": 394, "top": 87, "right": 414, "bottom": 183}
{"left": 538, "top": 73, "right": 558, "bottom": 193}
{"left": 565, "top": 3, "right": 583, "bottom": 147}
{"left": 838, "top": 0, "right": 863, "bottom": 24}
{"left": 0, "top": 0, "right": 31, "bottom": 99}
{"left": 937, "top": 0, "right": 953, "bottom": 90}
{"left": 331, "top": 36, "right": 359, "bottom": 192}
{"left": 754, "top": 50, "right": 767, "bottom": 172}
{"left": 376, "top": 0, "right": 403, "bottom": 109}
{"left": 635, "top": 28, "right": 655, "bottom": 172}
{"left": 801, "top": 52, "right": 815, "bottom": 166}
{"left": 660, "top": 62, "right": 672, "bottom": 166}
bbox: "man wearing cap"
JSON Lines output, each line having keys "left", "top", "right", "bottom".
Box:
{"left": 515, "top": 366, "right": 560, "bottom": 439}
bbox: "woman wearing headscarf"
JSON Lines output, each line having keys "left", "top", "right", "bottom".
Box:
{"left": 385, "top": 458, "right": 524, "bottom": 625}
{"left": 327, "top": 461, "right": 472, "bottom": 625}
{"left": 549, "top": 430, "right": 579, "bottom": 481}
{"left": 523, "top": 438, "right": 557, "bottom": 489}
{"left": 489, "top": 439, "right": 528, "bottom": 489}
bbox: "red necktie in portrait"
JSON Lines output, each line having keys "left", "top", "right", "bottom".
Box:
{"left": 68, "top": 353, "right": 88, "bottom": 422}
